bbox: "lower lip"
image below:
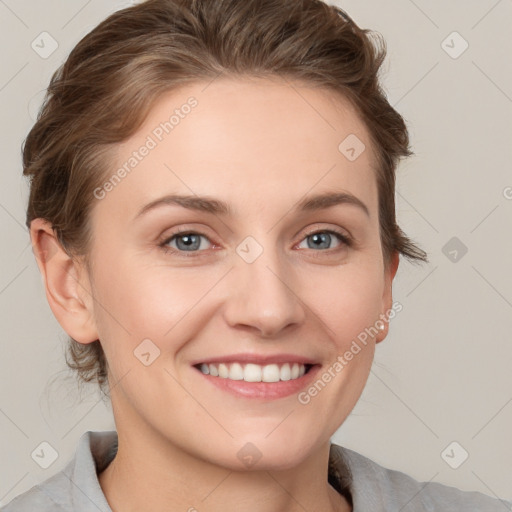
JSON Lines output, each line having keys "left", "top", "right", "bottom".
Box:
{"left": 194, "top": 365, "right": 322, "bottom": 399}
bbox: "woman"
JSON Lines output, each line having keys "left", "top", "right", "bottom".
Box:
{"left": 3, "top": 0, "right": 510, "bottom": 510}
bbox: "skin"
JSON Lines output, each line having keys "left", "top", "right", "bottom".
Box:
{"left": 31, "top": 77, "right": 399, "bottom": 512}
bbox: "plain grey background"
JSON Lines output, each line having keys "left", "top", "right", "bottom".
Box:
{"left": 1, "top": 0, "right": 511, "bottom": 506}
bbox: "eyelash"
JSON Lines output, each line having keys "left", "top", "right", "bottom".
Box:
{"left": 158, "top": 226, "right": 353, "bottom": 258}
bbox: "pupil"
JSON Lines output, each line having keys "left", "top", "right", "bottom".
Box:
{"left": 309, "top": 232, "right": 330, "bottom": 249}
{"left": 178, "top": 234, "right": 199, "bottom": 251}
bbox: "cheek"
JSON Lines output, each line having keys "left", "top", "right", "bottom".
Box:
{"left": 90, "top": 256, "right": 224, "bottom": 359}
{"left": 294, "top": 267, "right": 382, "bottom": 436}
{"left": 309, "top": 263, "right": 385, "bottom": 346}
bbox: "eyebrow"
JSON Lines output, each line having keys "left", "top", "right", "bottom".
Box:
{"left": 134, "top": 191, "right": 370, "bottom": 220}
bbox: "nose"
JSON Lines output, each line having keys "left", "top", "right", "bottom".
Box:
{"left": 222, "top": 246, "right": 306, "bottom": 338}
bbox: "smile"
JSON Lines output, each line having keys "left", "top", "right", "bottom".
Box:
{"left": 197, "top": 362, "right": 311, "bottom": 382}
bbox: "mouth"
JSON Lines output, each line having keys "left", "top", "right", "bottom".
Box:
{"left": 191, "top": 355, "right": 321, "bottom": 399}
{"left": 194, "top": 362, "right": 314, "bottom": 383}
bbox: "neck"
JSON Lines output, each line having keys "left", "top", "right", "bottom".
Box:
{"left": 98, "top": 426, "right": 351, "bottom": 512}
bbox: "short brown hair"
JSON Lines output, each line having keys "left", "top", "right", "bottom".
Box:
{"left": 23, "top": 0, "right": 428, "bottom": 399}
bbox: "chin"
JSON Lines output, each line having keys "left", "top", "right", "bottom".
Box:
{"left": 210, "top": 432, "right": 320, "bottom": 472}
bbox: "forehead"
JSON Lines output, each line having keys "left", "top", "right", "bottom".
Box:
{"left": 94, "top": 77, "right": 378, "bottom": 222}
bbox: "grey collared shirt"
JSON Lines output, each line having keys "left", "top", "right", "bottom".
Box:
{"left": 2, "top": 430, "right": 511, "bottom": 511}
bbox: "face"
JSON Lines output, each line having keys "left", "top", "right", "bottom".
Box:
{"left": 80, "top": 77, "right": 396, "bottom": 470}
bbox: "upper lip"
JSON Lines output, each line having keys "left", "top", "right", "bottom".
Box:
{"left": 191, "top": 353, "right": 318, "bottom": 366}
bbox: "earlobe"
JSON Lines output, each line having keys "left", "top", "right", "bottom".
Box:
{"left": 30, "top": 218, "right": 99, "bottom": 344}
{"left": 376, "top": 251, "right": 400, "bottom": 344}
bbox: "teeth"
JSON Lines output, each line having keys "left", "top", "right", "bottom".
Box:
{"left": 218, "top": 363, "right": 229, "bottom": 378}
{"left": 262, "top": 364, "right": 280, "bottom": 382}
{"left": 244, "top": 363, "right": 262, "bottom": 382}
{"left": 228, "top": 362, "right": 244, "bottom": 380}
{"left": 280, "top": 363, "right": 291, "bottom": 381}
{"left": 198, "top": 362, "right": 309, "bottom": 382}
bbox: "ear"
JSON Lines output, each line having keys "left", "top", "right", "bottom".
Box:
{"left": 30, "top": 218, "right": 99, "bottom": 344}
{"left": 376, "top": 250, "right": 400, "bottom": 344}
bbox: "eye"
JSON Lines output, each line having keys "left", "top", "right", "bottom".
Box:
{"left": 296, "top": 229, "right": 352, "bottom": 252}
{"left": 160, "top": 230, "right": 213, "bottom": 255}
{"left": 159, "top": 226, "right": 352, "bottom": 257}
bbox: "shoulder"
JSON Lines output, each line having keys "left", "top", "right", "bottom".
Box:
{"left": 0, "top": 471, "right": 73, "bottom": 511}
{"left": 330, "top": 443, "right": 512, "bottom": 511}
{"left": 1, "top": 431, "right": 116, "bottom": 512}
